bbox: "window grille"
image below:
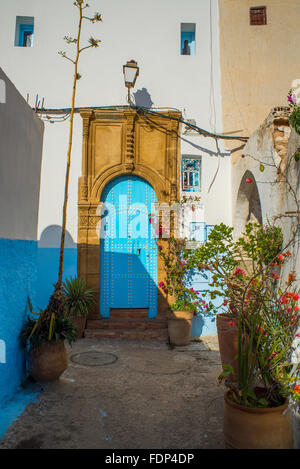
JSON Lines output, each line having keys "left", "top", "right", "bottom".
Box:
{"left": 181, "top": 157, "right": 201, "bottom": 192}
{"left": 250, "top": 6, "right": 267, "bottom": 25}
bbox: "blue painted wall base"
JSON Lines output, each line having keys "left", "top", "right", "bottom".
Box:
{"left": 0, "top": 385, "right": 40, "bottom": 441}
{"left": 0, "top": 239, "right": 37, "bottom": 404}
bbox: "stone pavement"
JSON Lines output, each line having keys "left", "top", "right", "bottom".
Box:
{"left": 0, "top": 335, "right": 226, "bottom": 449}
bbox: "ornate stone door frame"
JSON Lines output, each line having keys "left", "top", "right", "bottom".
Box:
{"left": 77, "top": 108, "right": 181, "bottom": 319}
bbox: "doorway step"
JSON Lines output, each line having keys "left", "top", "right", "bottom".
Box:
{"left": 84, "top": 309, "right": 168, "bottom": 342}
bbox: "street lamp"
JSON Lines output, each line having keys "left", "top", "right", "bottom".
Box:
{"left": 123, "top": 59, "right": 139, "bottom": 105}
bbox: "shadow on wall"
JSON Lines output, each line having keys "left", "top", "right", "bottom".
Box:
{"left": 37, "top": 225, "right": 77, "bottom": 310}
{"left": 234, "top": 170, "right": 262, "bottom": 238}
{"left": 133, "top": 88, "right": 153, "bottom": 108}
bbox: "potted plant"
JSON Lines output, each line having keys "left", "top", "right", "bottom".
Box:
{"left": 187, "top": 222, "right": 284, "bottom": 375}
{"left": 219, "top": 255, "right": 300, "bottom": 449}
{"left": 157, "top": 237, "right": 199, "bottom": 346}
{"left": 20, "top": 285, "right": 78, "bottom": 382}
{"left": 62, "top": 276, "right": 96, "bottom": 338}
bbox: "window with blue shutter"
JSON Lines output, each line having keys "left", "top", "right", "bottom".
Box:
{"left": 180, "top": 23, "right": 196, "bottom": 56}
{"left": 189, "top": 223, "right": 215, "bottom": 243}
{"left": 15, "top": 17, "right": 34, "bottom": 47}
{"left": 189, "top": 222, "right": 205, "bottom": 242}
{"left": 181, "top": 157, "right": 201, "bottom": 192}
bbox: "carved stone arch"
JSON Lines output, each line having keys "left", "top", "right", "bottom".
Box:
{"left": 91, "top": 164, "right": 167, "bottom": 203}
{"left": 77, "top": 108, "right": 181, "bottom": 320}
{"left": 234, "top": 170, "right": 263, "bottom": 237}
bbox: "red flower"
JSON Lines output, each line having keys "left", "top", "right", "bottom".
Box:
{"left": 294, "top": 385, "right": 300, "bottom": 393}
{"left": 223, "top": 299, "right": 228, "bottom": 306}
{"left": 228, "top": 320, "right": 236, "bottom": 327}
{"left": 234, "top": 268, "right": 246, "bottom": 276}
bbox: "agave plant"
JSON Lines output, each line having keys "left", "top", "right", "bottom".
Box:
{"left": 63, "top": 276, "right": 95, "bottom": 318}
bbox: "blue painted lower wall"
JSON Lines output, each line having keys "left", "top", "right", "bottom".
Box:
{"left": 37, "top": 248, "right": 77, "bottom": 310}
{"left": 187, "top": 269, "right": 220, "bottom": 337}
{"left": 0, "top": 238, "right": 37, "bottom": 405}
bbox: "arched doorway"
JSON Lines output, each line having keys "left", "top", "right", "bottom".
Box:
{"left": 100, "top": 175, "right": 157, "bottom": 318}
{"left": 234, "top": 170, "right": 263, "bottom": 237}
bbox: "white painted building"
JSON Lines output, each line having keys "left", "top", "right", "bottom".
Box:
{"left": 0, "top": 1, "right": 230, "bottom": 333}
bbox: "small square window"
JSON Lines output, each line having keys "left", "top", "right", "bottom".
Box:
{"left": 250, "top": 6, "right": 267, "bottom": 25}
{"left": 15, "top": 16, "right": 34, "bottom": 47}
{"left": 189, "top": 222, "right": 206, "bottom": 242}
{"left": 180, "top": 23, "right": 196, "bottom": 56}
{"left": 181, "top": 156, "right": 201, "bottom": 192}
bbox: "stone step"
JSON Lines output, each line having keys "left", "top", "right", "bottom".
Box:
{"left": 87, "top": 319, "right": 168, "bottom": 330}
{"left": 109, "top": 309, "right": 149, "bottom": 320}
{"left": 84, "top": 328, "right": 169, "bottom": 342}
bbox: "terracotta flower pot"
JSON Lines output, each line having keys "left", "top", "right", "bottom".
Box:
{"left": 167, "top": 310, "right": 193, "bottom": 346}
{"left": 216, "top": 313, "right": 238, "bottom": 376}
{"left": 71, "top": 316, "right": 86, "bottom": 338}
{"left": 223, "top": 390, "right": 294, "bottom": 449}
{"left": 29, "top": 341, "right": 68, "bottom": 382}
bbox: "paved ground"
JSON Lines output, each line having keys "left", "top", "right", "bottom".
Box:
{"left": 0, "top": 335, "right": 226, "bottom": 449}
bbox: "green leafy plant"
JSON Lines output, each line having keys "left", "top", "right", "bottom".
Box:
{"left": 186, "top": 222, "right": 283, "bottom": 318}
{"left": 221, "top": 271, "right": 300, "bottom": 408}
{"left": 185, "top": 221, "right": 300, "bottom": 407}
{"left": 288, "top": 89, "right": 300, "bottom": 136}
{"left": 157, "top": 237, "right": 200, "bottom": 314}
{"left": 63, "top": 276, "right": 95, "bottom": 318}
{"left": 20, "top": 297, "right": 78, "bottom": 351}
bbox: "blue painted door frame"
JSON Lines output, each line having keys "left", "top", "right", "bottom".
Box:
{"left": 100, "top": 175, "right": 157, "bottom": 318}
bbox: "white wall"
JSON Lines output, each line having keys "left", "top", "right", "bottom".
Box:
{"left": 0, "top": 0, "right": 230, "bottom": 242}
{"left": 0, "top": 67, "right": 44, "bottom": 241}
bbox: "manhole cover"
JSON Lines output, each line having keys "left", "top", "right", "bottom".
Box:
{"left": 70, "top": 351, "right": 118, "bottom": 367}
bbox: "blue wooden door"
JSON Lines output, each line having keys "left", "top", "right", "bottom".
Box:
{"left": 100, "top": 175, "right": 157, "bottom": 318}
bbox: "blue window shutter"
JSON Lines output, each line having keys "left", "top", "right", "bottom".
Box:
{"left": 181, "top": 31, "right": 195, "bottom": 55}
{"left": 190, "top": 222, "right": 205, "bottom": 243}
{"left": 18, "top": 24, "right": 34, "bottom": 47}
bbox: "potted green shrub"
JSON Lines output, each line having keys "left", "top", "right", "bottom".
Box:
{"left": 187, "top": 222, "right": 284, "bottom": 375}
{"left": 187, "top": 222, "right": 299, "bottom": 448}
{"left": 219, "top": 253, "right": 300, "bottom": 449}
{"left": 20, "top": 285, "right": 78, "bottom": 382}
{"left": 157, "top": 237, "right": 199, "bottom": 346}
{"left": 62, "top": 276, "right": 96, "bottom": 338}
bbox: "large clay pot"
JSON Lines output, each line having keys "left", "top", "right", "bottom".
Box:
{"left": 216, "top": 313, "right": 238, "bottom": 375}
{"left": 71, "top": 317, "right": 86, "bottom": 338}
{"left": 167, "top": 310, "right": 193, "bottom": 346}
{"left": 223, "top": 391, "right": 294, "bottom": 449}
{"left": 29, "top": 341, "right": 68, "bottom": 382}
